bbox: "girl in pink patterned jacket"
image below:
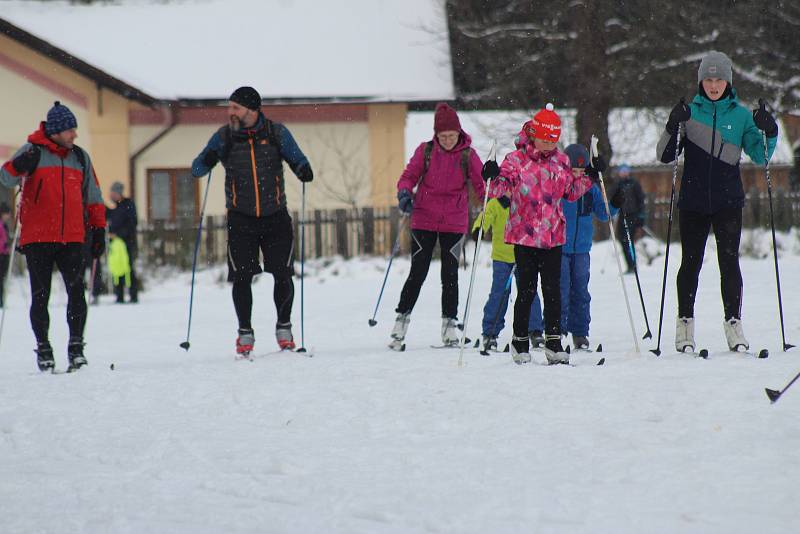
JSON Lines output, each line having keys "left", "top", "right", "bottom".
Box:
{"left": 486, "top": 104, "right": 601, "bottom": 364}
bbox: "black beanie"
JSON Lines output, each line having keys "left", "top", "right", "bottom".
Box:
{"left": 229, "top": 86, "right": 261, "bottom": 111}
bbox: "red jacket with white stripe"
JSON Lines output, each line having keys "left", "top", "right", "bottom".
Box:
{"left": 0, "top": 124, "right": 106, "bottom": 246}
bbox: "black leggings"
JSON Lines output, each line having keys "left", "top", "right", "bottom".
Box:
{"left": 677, "top": 208, "right": 743, "bottom": 320}
{"left": 513, "top": 245, "right": 562, "bottom": 338}
{"left": 232, "top": 274, "right": 294, "bottom": 330}
{"left": 24, "top": 243, "right": 87, "bottom": 343}
{"left": 396, "top": 229, "right": 463, "bottom": 319}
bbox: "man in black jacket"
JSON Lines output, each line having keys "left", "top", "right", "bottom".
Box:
{"left": 191, "top": 86, "right": 313, "bottom": 356}
{"left": 614, "top": 164, "right": 646, "bottom": 274}
{"left": 107, "top": 181, "right": 138, "bottom": 303}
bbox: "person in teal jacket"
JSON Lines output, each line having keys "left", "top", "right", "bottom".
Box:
{"left": 560, "top": 144, "right": 621, "bottom": 350}
{"left": 656, "top": 50, "right": 778, "bottom": 353}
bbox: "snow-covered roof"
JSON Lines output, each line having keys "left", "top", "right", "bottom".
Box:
{"left": 2, "top": 0, "right": 454, "bottom": 102}
{"left": 406, "top": 108, "right": 795, "bottom": 166}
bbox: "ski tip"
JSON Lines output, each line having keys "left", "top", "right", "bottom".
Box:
{"left": 297, "top": 347, "right": 307, "bottom": 353}
{"left": 565, "top": 345, "right": 571, "bottom": 354}
{"left": 473, "top": 339, "right": 480, "bottom": 348}
{"left": 758, "top": 349, "right": 769, "bottom": 359}
{"left": 650, "top": 348, "right": 662, "bottom": 357}
{"left": 596, "top": 344, "right": 603, "bottom": 353}
{"left": 479, "top": 350, "right": 490, "bottom": 356}
{"left": 784, "top": 343, "right": 795, "bottom": 352}
{"left": 699, "top": 349, "right": 709, "bottom": 359}
{"left": 110, "top": 363, "right": 115, "bottom": 371}
{"left": 597, "top": 357, "right": 606, "bottom": 366}
{"left": 503, "top": 343, "right": 510, "bottom": 353}
{"left": 765, "top": 388, "right": 781, "bottom": 403}
{"left": 368, "top": 319, "right": 377, "bottom": 327}
{"left": 642, "top": 331, "right": 652, "bottom": 340}
{"left": 179, "top": 341, "right": 190, "bottom": 351}
{"left": 457, "top": 323, "right": 464, "bottom": 331}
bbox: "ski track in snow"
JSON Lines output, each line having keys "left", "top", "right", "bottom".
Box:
{"left": 1, "top": 239, "right": 799, "bottom": 533}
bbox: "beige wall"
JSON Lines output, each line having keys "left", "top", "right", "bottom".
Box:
{"left": 368, "top": 104, "right": 407, "bottom": 207}
{"left": 0, "top": 33, "right": 129, "bottom": 205}
{"left": 131, "top": 120, "right": 378, "bottom": 218}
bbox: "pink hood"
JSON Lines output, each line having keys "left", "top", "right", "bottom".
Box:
{"left": 397, "top": 132, "right": 486, "bottom": 234}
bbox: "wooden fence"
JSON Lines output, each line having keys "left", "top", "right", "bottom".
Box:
{"left": 137, "top": 191, "right": 800, "bottom": 269}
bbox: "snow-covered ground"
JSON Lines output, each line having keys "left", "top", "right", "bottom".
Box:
{"left": 1, "top": 234, "right": 800, "bottom": 534}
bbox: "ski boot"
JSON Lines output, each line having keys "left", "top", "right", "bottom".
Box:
{"left": 724, "top": 318, "right": 749, "bottom": 352}
{"left": 530, "top": 330, "right": 545, "bottom": 348}
{"left": 67, "top": 337, "right": 88, "bottom": 371}
{"left": 441, "top": 316, "right": 459, "bottom": 347}
{"left": 510, "top": 335, "right": 531, "bottom": 365}
{"left": 35, "top": 341, "right": 55, "bottom": 372}
{"left": 544, "top": 335, "right": 569, "bottom": 365}
{"left": 482, "top": 335, "right": 498, "bottom": 352}
{"left": 675, "top": 317, "right": 695, "bottom": 353}
{"left": 572, "top": 335, "right": 590, "bottom": 351}
{"left": 276, "top": 322, "right": 295, "bottom": 350}
{"left": 236, "top": 328, "right": 255, "bottom": 356}
{"left": 389, "top": 312, "right": 410, "bottom": 351}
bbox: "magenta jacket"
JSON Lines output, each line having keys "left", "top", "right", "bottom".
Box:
{"left": 397, "top": 133, "right": 485, "bottom": 234}
{"left": 489, "top": 142, "right": 593, "bottom": 249}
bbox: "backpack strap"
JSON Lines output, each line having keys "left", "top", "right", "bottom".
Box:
{"left": 460, "top": 148, "right": 470, "bottom": 185}
{"left": 217, "top": 126, "right": 232, "bottom": 161}
{"left": 413, "top": 140, "right": 434, "bottom": 190}
{"left": 72, "top": 145, "right": 90, "bottom": 226}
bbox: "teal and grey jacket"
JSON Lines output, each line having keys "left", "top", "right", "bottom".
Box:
{"left": 656, "top": 88, "right": 777, "bottom": 214}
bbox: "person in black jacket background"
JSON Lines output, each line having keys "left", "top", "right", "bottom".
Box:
{"left": 614, "top": 164, "right": 646, "bottom": 274}
{"left": 107, "top": 181, "right": 138, "bottom": 303}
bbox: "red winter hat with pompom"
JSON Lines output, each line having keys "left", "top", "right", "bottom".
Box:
{"left": 524, "top": 103, "right": 561, "bottom": 142}
{"left": 433, "top": 102, "right": 462, "bottom": 133}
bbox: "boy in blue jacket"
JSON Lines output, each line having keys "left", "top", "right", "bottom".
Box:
{"left": 560, "top": 144, "right": 621, "bottom": 349}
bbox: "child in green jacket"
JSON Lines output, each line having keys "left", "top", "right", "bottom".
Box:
{"left": 107, "top": 232, "right": 131, "bottom": 304}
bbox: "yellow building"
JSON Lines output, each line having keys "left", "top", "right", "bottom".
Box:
{"left": 0, "top": 0, "right": 454, "bottom": 221}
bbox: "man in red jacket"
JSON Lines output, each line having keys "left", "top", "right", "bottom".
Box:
{"left": 0, "top": 101, "right": 107, "bottom": 372}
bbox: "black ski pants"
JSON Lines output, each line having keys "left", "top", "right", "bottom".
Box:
{"left": 513, "top": 244, "right": 562, "bottom": 339}
{"left": 227, "top": 209, "right": 295, "bottom": 330}
{"left": 396, "top": 229, "right": 463, "bottom": 319}
{"left": 677, "top": 207, "right": 743, "bottom": 320}
{"left": 24, "top": 243, "right": 87, "bottom": 343}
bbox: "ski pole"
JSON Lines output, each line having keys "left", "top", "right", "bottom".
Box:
{"left": 622, "top": 217, "right": 652, "bottom": 339}
{"left": 368, "top": 214, "right": 409, "bottom": 326}
{"left": 766, "top": 368, "right": 800, "bottom": 403}
{"left": 591, "top": 135, "right": 639, "bottom": 354}
{"left": 479, "top": 266, "right": 515, "bottom": 356}
{"left": 759, "top": 100, "right": 794, "bottom": 352}
{"left": 0, "top": 189, "right": 22, "bottom": 351}
{"left": 651, "top": 120, "right": 682, "bottom": 356}
{"left": 458, "top": 140, "right": 497, "bottom": 367}
{"left": 179, "top": 169, "right": 212, "bottom": 351}
{"left": 297, "top": 182, "right": 308, "bottom": 353}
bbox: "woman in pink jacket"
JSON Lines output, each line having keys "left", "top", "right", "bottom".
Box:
{"left": 390, "top": 103, "right": 486, "bottom": 349}
{"left": 486, "top": 104, "right": 601, "bottom": 364}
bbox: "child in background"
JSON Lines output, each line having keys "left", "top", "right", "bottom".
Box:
{"left": 473, "top": 196, "right": 544, "bottom": 352}
{"left": 107, "top": 231, "right": 131, "bottom": 304}
{"left": 484, "top": 104, "right": 601, "bottom": 365}
{"left": 560, "top": 144, "right": 621, "bottom": 350}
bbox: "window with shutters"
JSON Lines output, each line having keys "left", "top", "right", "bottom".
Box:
{"left": 146, "top": 169, "right": 199, "bottom": 222}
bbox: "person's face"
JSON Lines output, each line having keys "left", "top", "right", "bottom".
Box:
{"left": 572, "top": 167, "right": 585, "bottom": 178}
{"left": 110, "top": 191, "right": 122, "bottom": 203}
{"left": 0, "top": 213, "right": 10, "bottom": 222}
{"left": 436, "top": 130, "right": 459, "bottom": 151}
{"left": 533, "top": 138, "right": 557, "bottom": 153}
{"left": 702, "top": 78, "right": 727, "bottom": 101}
{"left": 227, "top": 101, "right": 257, "bottom": 131}
{"left": 50, "top": 128, "right": 77, "bottom": 149}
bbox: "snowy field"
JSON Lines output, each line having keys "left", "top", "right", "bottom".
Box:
{"left": 1, "top": 234, "right": 800, "bottom": 534}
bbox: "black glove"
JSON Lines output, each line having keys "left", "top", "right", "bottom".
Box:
{"left": 497, "top": 195, "right": 511, "bottom": 209}
{"left": 90, "top": 227, "right": 105, "bottom": 258}
{"left": 481, "top": 160, "right": 500, "bottom": 181}
{"left": 397, "top": 189, "right": 413, "bottom": 215}
{"left": 471, "top": 229, "right": 481, "bottom": 242}
{"left": 590, "top": 154, "right": 606, "bottom": 174}
{"left": 297, "top": 164, "right": 314, "bottom": 183}
{"left": 201, "top": 149, "right": 219, "bottom": 168}
{"left": 666, "top": 98, "right": 691, "bottom": 135}
{"left": 753, "top": 99, "right": 778, "bottom": 138}
{"left": 12, "top": 147, "right": 40, "bottom": 175}
{"left": 584, "top": 167, "right": 601, "bottom": 183}
{"left": 610, "top": 184, "right": 626, "bottom": 209}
